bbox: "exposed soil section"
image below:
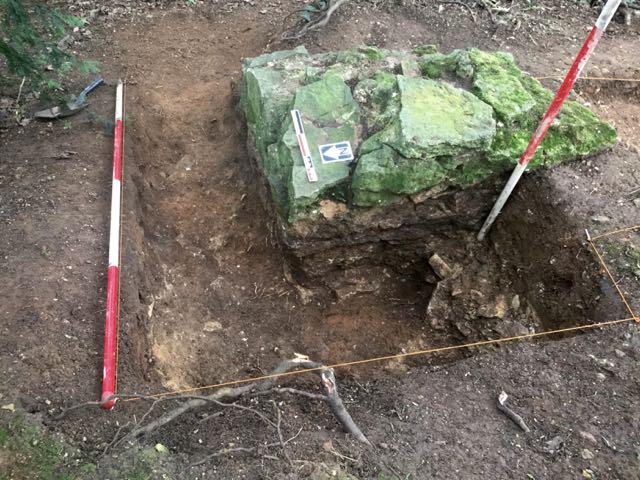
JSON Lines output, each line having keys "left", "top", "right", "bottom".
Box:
{"left": 577, "top": 74, "right": 640, "bottom": 146}
{"left": 116, "top": 10, "right": 614, "bottom": 395}
{"left": 0, "top": 1, "right": 639, "bottom": 479}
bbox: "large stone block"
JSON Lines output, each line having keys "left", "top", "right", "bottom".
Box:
{"left": 239, "top": 46, "right": 616, "bottom": 284}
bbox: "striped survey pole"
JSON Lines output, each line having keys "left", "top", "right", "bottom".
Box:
{"left": 291, "top": 110, "right": 318, "bottom": 182}
{"left": 477, "top": 0, "right": 622, "bottom": 241}
{"left": 101, "top": 80, "right": 124, "bottom": 409}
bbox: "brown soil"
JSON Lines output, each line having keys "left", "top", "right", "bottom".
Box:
{"left": 0, "top": 1, "right": 639, "bottom": 478}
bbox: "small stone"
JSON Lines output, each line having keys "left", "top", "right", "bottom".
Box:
{"left": 596, "top": 372, "right": 607, "bottom": 381}
{"left": 614, "top": 349, "right": 625, "bottom": 358}
{"left": 203, "top": 321, "right": 223, "bottom": 332}
{"left": 469, "top": 289, "right": 484, "bottom": 300}
{"left": 477, "top": 295, "right": 507, "bottom": 319}
{"left": 425, "top": 283, "right": 453, "bottom": 329}
{"left": 155, "top": 443, "right": 169, "bottom": 453}
{"left": 318, "top": 200, "right": 348, "bottom": 220}
{"left": 1, "top": 403, "right": 15, "bottom": 412}
{"left": 591, "top": 215, "right": 610, "bottom": 224}
{"left": 581, "top": 448, "right": 595, "bottom": 460}
{"left": 511, "top": 294, "right": 521, "bottom": 310}
{"left": 545, "top": 435, "right": 563, "bottom": 453}
{"left": 589, "top": 354, "right": 614, "bottom": 370}
{"left": 579, "top": 431, "right": 598, "bottom": 445}
{"left": 633, "top": 198, "right": 640, "bottom": 208}
{"left": 428, "top": 253, "right": 457, "bottom": 280}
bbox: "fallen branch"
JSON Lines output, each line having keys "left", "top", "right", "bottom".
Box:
{"left": 123, "top": 394, "right": 275, "bottom": 440}
{"left": 54, "top": 400, "right": 103, "bottom": 420}
{"left": 272, "top": 401, "right": 294, "bottom": 468}
{"left": 54, "top": 357, "right": 370, "bottom": 458}
{"left": 189, "top": 425, "right": 303, "bottom": 469}
{"left": 197, "top": 411, "right": 224, "bottom": 424}
{"left": 103, "top": 422, "right": 131, "bottom": 455}
{"left": 321, "top": 370, "right": 371, "bottom": 445}
{"left": 15, "top": 76, "right": 26, "bottom": 118}
{"left": 475, "top": 0, "right": 497, "bottom": 23}
{"left": 497, "top": 391, "right": 530, "bottom": 433}
{"left": 251, "top": 387, "right": 327, "bottom": 401}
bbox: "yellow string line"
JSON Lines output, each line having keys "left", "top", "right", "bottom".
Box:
{"left": 118, "top": 225, "right": 640, "bottom": 403}
{"left": 590, "top": 224, "right": 640, "bottom": 241}
{"left": 121, "top": 316, "right": 636, "bottom": 403}
{"left": 535, "top": 76, "right": 640, "bottom": 82}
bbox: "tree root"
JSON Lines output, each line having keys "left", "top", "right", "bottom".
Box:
{"left": 53, "top": 357, "right": 371, "bottom": 468}
{"left": 497, "top": 391, "right": 530, "bottom": 433}
{"left": 99, "top": 357, "right": 371, "bottom": 450}
{"left": 439, "top": 1, "right": 477, "bottom": 23}
{"left": 282, "top": 0, "right": 350, "bottom": 40}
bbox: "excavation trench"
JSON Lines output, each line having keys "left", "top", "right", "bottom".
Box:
{"left": 109, "top": 17, "right": 624, "bottom": 397}
{"left": 115, "top": 89, "right": 620, "bottom": 397}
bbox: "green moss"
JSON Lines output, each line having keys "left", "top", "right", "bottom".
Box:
{"left": 292, "top": 72, "right": 358, "bottom": 125}
{"left": 601, "top": 241, "right": 640, "bottom": 279}
{"left": 0, "top": 416, "right": 75, "bottom": 480}
{"left": 79, "top": 463, "right": 97, "bottom": 475}
{"left": 488, "top": 99, "right": 617, "bottom": 168}
{"left": 138, "top": 446, "right": 160, "bottom": 464}
{"left": 353, "top": 71, "right": 399, "bottom": 132}
{"left": 446, "top": 152, "right": 507, "bottom": 185}
{"left": 352, "top": 145, "right": 446, "bottom": 205}
{"left": 276, "top": 72, "right": 360, "bottom": 220}
{"left": 412, "top": 45, "right": 438, "bottom": 55}
{"left": 0, "top": 415, "right": 180, "bottom": 480}
{"left": 0, "top": 425, "right": 8, "bottom": 447}
{"left": 242, "top": 45, "right": 308, "bottom": 68}
{"left": 331, "top": 48, "right": 375, "bottom": 65}
{"left": 418, "top": 53, "right": 458, "bottom": 79}
{"left": 391, "top": 76, "right": 495, "bottom": 158}
{"left": 241, "top": 66, "right": 305, "bottom": 163}
{"left": 359, "top": 45, "right": 385, "bottom": 61}
{"left": 466, "top": 48, "right": 537, "bottom": 125}
{"left": 352, "top": 187, "right": 403, "bottom": 207}
{"left": 265, "top": 141, "right": 294, "bottom": 216}
{"left": 241, "top": 46, "right": 617, "bottom": 220}
{"left": 358, "top": 121, "right": 401, "bottom": 155}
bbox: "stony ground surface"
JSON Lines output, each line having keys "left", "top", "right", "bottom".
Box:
{"left": 0, "top": 1, "right": 639, "bottom": 479}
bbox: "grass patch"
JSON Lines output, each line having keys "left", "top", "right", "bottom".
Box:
{"left": 0, "top": 415, "right": 175, "bottom": 480}
{"left": 601, "top": 240, "right": 640, "bottom": 279}
{"left": 0, "top": 416, "right": 75, "bottom": 480}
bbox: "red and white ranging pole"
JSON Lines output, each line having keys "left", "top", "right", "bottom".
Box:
{"left": 477, "top": 0, "right": 622, "bottom": 241}
{"left": 101, "top": 80, "right": 124, "bottom": 409}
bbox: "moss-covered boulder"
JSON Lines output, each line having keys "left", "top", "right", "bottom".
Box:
{"left": 240, "top": 46, "right": 616, "bottom": 221}
{"left": 352, "top": 76, "right": 497, "bottom": 205}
